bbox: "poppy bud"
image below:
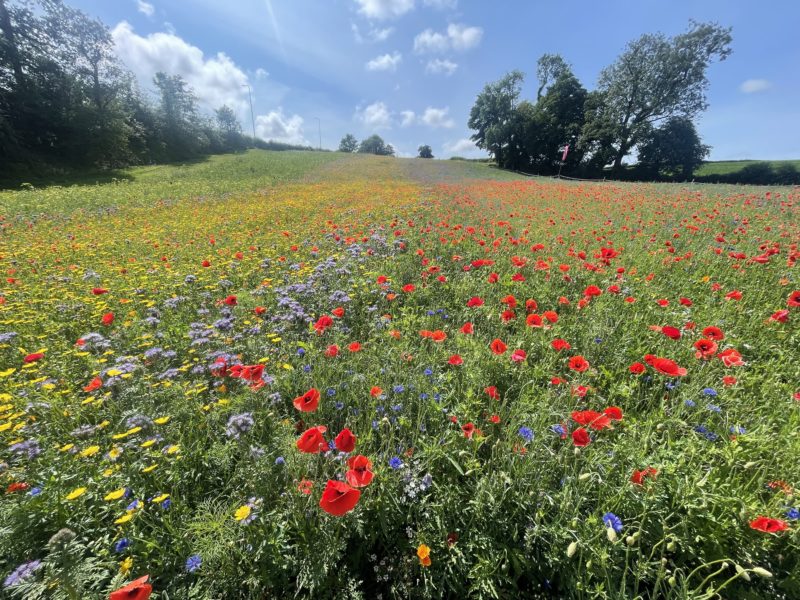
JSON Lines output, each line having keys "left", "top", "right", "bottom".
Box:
{"left": 566, "top": 541, "right": 578, "bottom": 558}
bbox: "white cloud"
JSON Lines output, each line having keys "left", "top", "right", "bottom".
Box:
{"left": 423, "top": 0, "right": 457, "bottom": 8}
{"left": 740, "top": 79, "right": 771, "bottom": 94}
{"left": 352, "top": 23, "right": 394, "bottom": 43}
{"left": 443, "top": 137, "right": 480, "bottom": 155}
{"left": 255, "top": 68, "right": 269, "bottom": 80}
{"left": 421, "top": 106, "right": 454, "bottom": 128}
{"left": 111, "top": 21, "right": 249, "bottom": 113}
{"left": 357, "top": 101, "right": 392, "bottom": 129}
{"left": 136, "top": 0, "right": 154, "bottom": 17}
{"left": 425, "top": 58, "right": 457, "bottom": 75}
{"left": 255, "top": 109, "right": 307, "bottom": 145}
{"left": 366, "top": 51, "right": 402, "bottom": 72}
{"left": 400, "top": 110, "right": 416, "bottom": 127}
{"left": 354, "top": 0, "right": 414, "bottom": 20}
{"left": 414, "top": 23, "right": 482, "bottom": 53}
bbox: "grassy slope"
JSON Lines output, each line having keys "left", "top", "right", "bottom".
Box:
{"left": 696, "top": 159, "right": 800, "bottom": 176}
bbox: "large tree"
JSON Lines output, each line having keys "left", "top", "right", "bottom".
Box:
{"left": 338, "top": 133, "right": 358, "bottom": 153}
{"left": 467, "top": 70, "right": 524, "bottom": 169}
{"left": 358, "top": 134, "right": 393, "bottom": 156}
{"left": 417, "top": 144, "right": 433, "bottom": 159}
{"left": 586, "top": 21, "right": 731, "bottom": 173}
{"left": 636, "top": 116, "right": 709, "bottom": 179}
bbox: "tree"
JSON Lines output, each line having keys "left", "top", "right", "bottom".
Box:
{"left": 338, "top": 133, "right": 358, "bottom": 153}
{"left": 468, "top": 70, "right": 524, "bottom": 169}
{"left": 587, "top": 21, "right": 732, "bottom": 173}
{"left": 535, "top": 53, "right": 570, "bottom": 100}
{"left": 153, "top": 72, "right": 204, "bottom": 159}
{"left": 418, "top": 144, "right": 433, "bottom": 159}
{"left": 636, "top": 116, "right": 709, "bottom": 179}
{"left": 358, "top": 134, "right": 393, "bottom": 156}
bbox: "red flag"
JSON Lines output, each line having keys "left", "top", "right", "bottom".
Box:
{"left": 561, "top": 145, "right": 570, "bottom": 162}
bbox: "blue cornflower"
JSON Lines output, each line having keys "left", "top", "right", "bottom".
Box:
{"left": 114, "top": 538, "right": 130, "bottom": 553}
{"left": 550, "top": 424, "right": 566, "bottom": 437}
{"left": 275, "top": 456, "right": 285, "bottom": 465}
{"left": 29, "top": 486, "right": 42, "bottom": 496}
{"left": 424, "top": 368, "right": 433, "bottom": 377}
{"left": 684, "top": 399, "right": 696, "bottom": 408}
{"left": 335, "top": 401, "right": 344, "bottom": 410}
{"left": 126, "top": 499, "right": 140, "bottom": 511}
{"left": 702, "top": 387, "right": 718, "bottom": 396}
{"left": 594, "top": 337, "right": 603, "bottom": 344}
{"left": 393, "top": 385, "right": 405, "bottom": 394}
{"left": 161, "top": 498, "right": 172, "bottom": 510}
{"left": 3, "top": 560, "right": 42, "bottom": 588}
{"left": 389, "top": 457, "right": 403, "bottom": 469}
{"left": 297, "top": 348, "right": 305, "bottom": 356}
{"left": 602, "top": 512, "right": 623, "bottom": 533}
{"left": 391, "top": 404, "right": 403, "bottom": 412}
{"left": 787, "top": 508, "right": 799, "bottom": 520}
{"left": 706, "top": 404, "right": 722, "bottom": 413}
{"left": 326, "top": 388, "right": 336, "bottom": 396}
{"left": 185, "top": 554, "right": 202, "bottom": 573}
{"left": 302, "top": 365, "right": 312, "bottom": 373}
{"left": 730, "top": 425, "right": 746, "bottom": 435}
{"left": 518, "top": 427, "right": 534, "bottom": 443}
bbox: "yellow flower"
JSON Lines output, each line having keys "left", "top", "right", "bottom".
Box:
{"left": 164, "top": 444, "right": 180, "bottom": 455}
{"left": 79, "top": 445, "right": 100, "bottom": 458}
{"left": 104, "top": 488, "right": 127, "bottom": 501}
{"left": 140, "top": 439, "right": 156, "bottom": 448}
{"left": 65, "top": 487, "right": 87, "bottom": 500}
{"left": 152, "top": 493, "right": 170, "bottom": 503}
{"left": 154, "top": 416, "right": 170, "bottom": 425}
{"left": 141, "top": 464, "right": 157, "bottom": 473}
{"left": 114, "top": 513, "right": 134, "bottom": 525}
{"left": 119, "top": 556, "right": 133, "bottom": 575}
{"left": 234, "top": 505, "right": 252, "bottom": 522}
{"left": 417, "top": 544, "right": 431, "bottom": 567}
{"left": 59, "top": 443, "right": 75, "bottom": 452}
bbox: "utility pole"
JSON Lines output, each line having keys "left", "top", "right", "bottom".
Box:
{"left": 242, "top": 84, "right": 256, "bottom": 144}
{"left": 314, "top": 117, "right": 321, "bottom": 151}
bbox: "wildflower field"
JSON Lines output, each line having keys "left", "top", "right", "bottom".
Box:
{"left": 0, "top": 150, "right": 798, "bottom": 599}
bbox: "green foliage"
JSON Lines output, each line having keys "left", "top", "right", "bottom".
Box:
{"left": 467, "top": 70, "right": 525, "bottom": 169}
{"left": 339, "top": 134, "right": 359, "bottom": 153}
{"left": 357, "top": 134, "right": 394, "bottom": 156}
{"left": 637, "top": 116, "right": 710, "bottom": 179}
{"left": 695, "top": 160, "right": 800, "bottom": 185}
{"left": 418, "top": 145, "right": 434, "bottom": 159}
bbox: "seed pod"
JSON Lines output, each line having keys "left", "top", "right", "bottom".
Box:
{"left": 752, "top": 567, "right": 773, "bottom": 579}
{"left": 606, "top": 527, "right": 617, "bottom": 543}
{"left": 567, "top": 541, "right": 578, "bottom": 558}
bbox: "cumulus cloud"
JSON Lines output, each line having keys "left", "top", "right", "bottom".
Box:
{"left": 366, "top": 52, "right": 402, "bottom": 72}
{"left": 354, "top": 0, "right": 414, "bottom": 20}
{"left": 255, "top": 68, "right": 269, "bottom": 80}
{"left": 255, "top": 109, "right": 307, "bottom": 145}
{"left": 136, "top": 0, "right": 154, "bottom": 17}
{"left": 414, "top": 23, "right": 483, "bottom": 53}
{"left": 111, "top": 21, "right": 248, "bottom": 112}
{"left": 400, "top": 110, "right": 416, "bottom": 127}
{"left": 444, "top": 137, "right": 480, "bottom": 155}
{"left": 352, "top": 23, "right": 394, "bottom": 43}
{"left": 420, "top": 106, "right": 454, "bottom": 128}
{"left": 425, "top": 58, "right": 457, "bottom": 75}
{"left": 740, "top": 79, "right": 771, "bottom": 93}
{"left": 423, "top": 0, "right": 457, "bottom": 8}
{"left": 357, "top": 101, "right": 392, "bottom": 129}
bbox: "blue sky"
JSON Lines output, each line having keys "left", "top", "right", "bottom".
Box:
{"left": 73, "top": 0, "right": 800, "bottom": 160}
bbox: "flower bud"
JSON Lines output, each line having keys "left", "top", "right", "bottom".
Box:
{"left": 567, "top": 541, "right": 578, "bottom": 558}
{"left": 752, "top": 567, "right": 772, "bottom": 579}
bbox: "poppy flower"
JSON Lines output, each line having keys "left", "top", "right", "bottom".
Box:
{"left": 296, "top": 426, "right": 327, "bottom": 453}
{"left": 722, "top": 376, "right": 737, "bottom": 386}
{"left": 314, "top": 315, "right": 333, "bottom": 334}
{"left": 461, "top": 422, "right": 476, "bottom": 438}
{"left": 293, "top": 388, "right": 320, "bottom": 412}
{"left": 584, "top": 285, "right": 602, "bottom": 297}
{"left": 679, "top": 297, "right": 693, "bottom": 306}
{"left": 430, "top": 330, "right": 447, "bottom": 342}
{"left": 346, "top": 455, "right": 374, "bottom": 487}
{"left": 717, "top": 348, "right": 745, "bottom": 367}
{"left": 489, "top": 414, "right": 500, "bottom": 424}
{"left": 526, "top": 314, "right": 543, "bottom": 327}
{"left": 484, "top": 386, "right": 499, "bottom": 400}
{"left": 551, "top": 339, "right": 571, "bottom": 352}
{"left": 110, "top": 575, "right": 152, "bottom": 600}
{"left": 603, "top": 406, "right": 623, "bottom": 421}
{"left": 543, "top": 310, "right": 558, "bottom": 323}
{"left": 332, "top": 307, "right": 345, "bottom": 318}
{"left": 91, "top": 287, "right": 109, "bottom": 295}
{"left": 701, "top": 326, "right": 724, "bottom": 341}
{"left": 500, "top": 309, "right": 516, "bottom": 322}
{"left": 319, "top": 480, "right": 361, "bottom": 516}
{"left": 725, "top": 290, "right": 742, "bottom": 301}
{"left": 466, "top": 296, "right": 484, "bottom": 308}
{"left": 23, "top": 352, "right": 44, "bottom": 363}
{"left": 370, "top": 386, "right": 383, "bottom": 397}
{"left": 83, "top": 376, "right": 103, "bottom": 392}
{"left": 788, "top": 291, "right": 800, "bottom": 308}
{"left": 101, "top": 312, "right": 114, "bottom": 326}
{"left": 510, "top": 349, "right": 527, "bottom": 362}
{"left": 254, "top": 306, "right": 266, "bottom": 315}
{"left": 487, "top": 272, "right": 499, "bottom": 283}
{"left": 334, "top": 428, "right": 356, "bottom": 452}
{"left": 201, "top": 260, "right": 211, "bottom": 267}
{"left": 749, "top": 517, "right": 789, "bottom": 533}
{"left": 324, "top": 344, "right": 339, "bottom": 357}
{"left": 572, "top": 410, "right": 611, "bottom": 430}
{"left": 656, "top": 299, "right": 669, "bottom": 307}
{"left": 297, "top": 479, "right": 314, "bottom": 495}
{"left": 629, "top": 362, "right": 645, "bottom": 374}
{"left": 650, "top": 357, "right": 687, "bottom": 377}
{"left": 489, "top": 339, "right": 507, "bottom": 355}
{"left": 694, "top": 338, "right": 718, "bottom": 359}
{"left": 348, "top": 342, "right": 362, "bottom": 352}
{"left": 222, "top": 295, "right": 237, "bottom": 306}
{"left": 661, "top": 325, "right": 681, "bottom": 340}
{"left": 568, "top": 355, "right": 590, "bottom": 373}
{"left": 572, "top": 428, "right": 591, "bottom": 447}
{"left": 448, "top": 354, "right": 463, "bottom": 366}
{"left": 460, "top": 322, "right": 474, "bottom": 334}
{"left": 630, "top": 467, "right": 658, "bottom": 486}
{"left": 769, "top": 309, "right": 789, "bottom": 323}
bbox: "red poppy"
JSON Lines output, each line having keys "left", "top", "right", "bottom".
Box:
{"left": 370, "top": 386, "right": 383, "bottom": 397}
{"left": 749, "top": 517, "right": 789, "bottom": 533}
{"left": 101, "top": 312, "right": 114, "bottom": 326}
{"left": 568, "top": 355, "right": 590, "bottom": 372}
{"left": 584, "top": 285, "right": 602, "bottom": 297}
{"left": 543, "top": 310, "right": 558, "bottom": 323}
{"left": 83, "top": 376, "right": 103, "bottom": 392}
{"left": 319, "top": 480, "right": 361, "bottom": 516}
{"left": 551, "top": 339, "right": 571, "bottom": 352}
{"left": 254, "top": 306, "right": 267, "bottom": 315}
{"left": 769, "top": 309, "right": 789, "bottom": 323}
{"left": 650, "top": 357, "right": 687, "bottom": 377}
{"left": 489, "top": 414, "right": 500, "bottom": 424}
{"left": 788, "top": 290, "right": 800, "bottom": 308}
{"left": 661, "top": 325, "right": 681, "bottom": 340}
{"left": 694, "top": 338, "right": 718, "bottom": 359}
{"left": 297, "top": 479, "right": 314, "bottom": 495}
{"left": 91, "top": 287, "right": 108, "bottom": 295}
{"left": 701, "top": 326, "right": 724, "bottom": 341}
{"left": 603, "top": 406, "right": 623, "bottom": 421}
{"left": 348, "top": 342, "right": 362, "bottom": 352}
{"left": 222, "top": 295, "right": 237, "bottom": 306}
{"left": 461, "top": 422, "right": 476, "bottom": 438}
{"left": 460, "top": 322, "right": 474, "bottom": 334}
{"left": 448, "top": 354, "right": 463, "bottom": 366}
{"left": 629, "top": 362, "right": 645, "bottom": 375}
{"left": 679, "top": 297, "right": 693, "bottom": 306}
{"left": 510, "top": 349, "right": 527, "bottom": 362}
{"left": 6, "top": 482, "right": 28, "bottom": 493}
{"left": 722, "top": 376, "right": 737, "bottom": 386}
{"left": 572, "top": 428, "right": 590, "bottom": 447}
{"left": 314, "top": 315, "right": 333, "bottom": 334}
{"left": 630, "top": 467, "right": 658, "bottom": 486}
{"left": 571, "top": 410, "right": 611, "bottom": 430}
{"left": 296, "top": 426, "right": 327, "bottom": 453}
{"left": 293, "top": 388, "right": 321, "bottom": 412}
{"left": 201, "top": 260, "right": 211, "bottom": 267}
{"left": 717, "top": 348, "right": 744, "bottom": 367}
{"left": 466, "top": 296, "right": 484, "bottom": 307}
{"left": 656, "top": 299, "right": 669, "bottom": 307}
{"left": 500, "top": 309, "right": 516, "bottom": 322}
{"left": 334, "top": 428, "right": 356, "bottom": 452}
{"left": 489, "top": 339, "right": 507, "bottom": 355}
{"left": 346, "top": 455, "right": 374, "bottom": 487}
{"left": 23, "top": 352, "right": 44, "bottom": 363}
{"left": 324, "top": 344, "right": 339, "bottom": 357}
{"left": 110, "top": 575, "right": 152, "bottom": 600}
{"left": 725, "top": 290, "right": 742, "bottom": 301}
{"left": 332, "top": 307, "right": 345, "bottom": 318}
{"left": 484, "top": 386, "right": 499, "bottom": 400}
{"left": 526, "top": 314, "right": 544, "bottom": 327}
{"left": 501, "top": 294, "right": 517, "bottom": 308}
{"left": 430, "top": 330, "right": 447, "bottom": 342}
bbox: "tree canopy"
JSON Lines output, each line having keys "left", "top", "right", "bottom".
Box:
{"left": 338, "top": 134, "right": 358, "bottom": 153}
{"left": 358, "top": 134, "right": 394, "bottom": 156}
{"left": 418, "top": 144, "right": 433, "bottom": 159}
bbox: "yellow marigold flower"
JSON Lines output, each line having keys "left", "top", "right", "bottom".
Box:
{"left": 119, "top": 556, "right": 133, "bottom": 575}
{"left": 417, "top": 544, "right": 431, "bottom": 567}
{"left": 152, "top": 493, "right": 170, "bottom": 503}
{"left": 234, "top": 505, "right": 252, "bottom": 522}
{"left": 141, "top": 439, "right": 156, "bottom": 448}
{"left": 105, "top": 488, "right": 127, "bottom": 501}
{"left": 164, "top": 444, "right": 179, "bottom": 455}
{"left": 79, "top": 445, "right": 100, "bottom": 458}
{"left": 114, "top": 513, "right": 134, "bottom": 525}
{"left": 141, "top": 464, "right": 157, "bottom": 473}
{"left": 60, "top": 443, "right": 75, "bottom": 452}
{"left": 65, "top": 487, "right": 87, "bottom": 500}
{"left": 154, "top": 416, "right": 170, "bottom": 425}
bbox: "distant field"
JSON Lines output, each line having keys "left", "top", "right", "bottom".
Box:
{"left": 696, "top": 159, "right": 800, "bottom": 177}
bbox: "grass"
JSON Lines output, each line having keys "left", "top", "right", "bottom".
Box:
{"left": 0, "top": 152, "right": 798, "bottom": 599}
{"left": 696, "top": 159, "right": 800, "bottom": 177}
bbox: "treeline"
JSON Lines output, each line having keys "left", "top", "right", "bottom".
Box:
{"left": 338, "top": 133, "right": 395, "bottom": 156}
{"left": 0, "top": 0, "right": 315, "bottom": 180}
{"left": 468, "top": 22, "right": 742, "bottom": 181}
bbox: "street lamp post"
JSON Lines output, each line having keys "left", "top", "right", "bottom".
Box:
{"left": 242, "top": 84, "right": 256, "bottom": 144}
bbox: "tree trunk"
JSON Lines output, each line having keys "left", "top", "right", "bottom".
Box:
{"left": 0, "top": 0, "right": 25, "bottom": 90}
{"left": 612, "top": 143, "right": 629, "bottom": 174}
